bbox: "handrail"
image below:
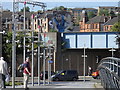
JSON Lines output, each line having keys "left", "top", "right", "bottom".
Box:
{"left": 97, "top": 57, "right": 120, "bottom": 89}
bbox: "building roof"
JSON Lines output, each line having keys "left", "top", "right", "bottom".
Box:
{"left": 73, "top": 26, "right": 80, "bottom": 32}
{"left": 2, "top": 11, "right": 12, "bottom": 20}
{"left": 72, "top": 8, "right": 97, "bottom": 10}
{"left": 2, "top": 11, "right": 33, "bottom": 20}
{"left": 80, "top": 10, "right": 88, "bottom": 22}
{"left": 104, "top": 17, "right": 118, "bottom": 25}
{"left": 86, "top": 16, "right": 109, "bottom": 24}
{"left": 99, "top": 6, "right": 117, "bottom": 9}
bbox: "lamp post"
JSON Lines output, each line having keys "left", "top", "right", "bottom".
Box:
{"left": 38, "top": 25, "right": 41, "bottom": 85}
{"left": 23, "top": 1, "right": 26, "bottom": 63}
{"left": 81, "top": 44, "right": 87, "bottom": 82}
{"left": 109, "top": 48, "right": 116, "bottom": 57}
{"left": 12, "top": 0, "right": 17, "bottom": 88}
{"left": 31, "top": 14, "right": 34, "bottom": 86}
{"left": 0, "top": 31, "right": 5, "bottom": 34}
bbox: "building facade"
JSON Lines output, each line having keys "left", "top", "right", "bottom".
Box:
{"left": 103, "top": 17, "right": 118, "bottom": 31}
{"left": 55, "top": 32, "right": 119, "bottom": 75}
{"left": 98, "top": 6, "right": 119, "bottom": 15}
{"left": 71, "top": 8, "right": 97, "bottom": 25}
{"left": 2, "top": 11, "right": 32, "bottom": 32}
{"left": 80, "top": 10, "right": 110, "bottom": 32}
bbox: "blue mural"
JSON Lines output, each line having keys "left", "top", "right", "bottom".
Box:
{"left": 54, "top": 14, "right": 65, "bottom": 32}
{"left": 49, "top": 11, "right": 73, "bottom": 32}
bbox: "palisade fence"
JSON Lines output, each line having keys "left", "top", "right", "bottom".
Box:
{"left": 97, "top": 57, "right": 120, "bottom": 89}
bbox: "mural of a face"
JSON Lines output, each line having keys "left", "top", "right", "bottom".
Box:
{"left": 49, "top": 11, "right": 73, "bottom": 32}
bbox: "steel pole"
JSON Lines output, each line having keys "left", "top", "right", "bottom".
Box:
{"left": 50, "top": 63, "right": 51, "bottom": 84}
{"left": 112, "top": 48, "right": 114, "bottom": 57}
{"left": 38, "top": 27, "right": 40, "bottom": 85}
{"left": 43, "top": 48, "right": 46, "bottom": 85}
{"left": 48, "top": 61, "right": 50, "bottom": 84}
{"left": 83, "top": 44, "right": 86, "bottom": 82}
{"left": 32, "top": 14, "right": 34, "bottom": 86}
{"left": 12, "top": 0, "right": 16, "bottom": 88}
{"left": 23, "top": 1, "right": 26, "bottom": 62}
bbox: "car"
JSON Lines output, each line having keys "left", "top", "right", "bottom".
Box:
{"left": 40, "top": 71, "right": 55, "bottom": 80}
{"left": 51, "top": 70, "right": 78, "bottom": 81}
{"left": 92, "top": 70, "right": 99, "bottom": 79}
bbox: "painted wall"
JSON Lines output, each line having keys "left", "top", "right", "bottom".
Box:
{"left": 63, "top": 32, "right": 118, "bottom": 49}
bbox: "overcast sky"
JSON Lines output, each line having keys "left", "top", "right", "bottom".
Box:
{"left": 1, "top": 0, "right": 120, "bottom": 2}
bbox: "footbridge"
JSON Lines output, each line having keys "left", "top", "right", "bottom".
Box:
{"left": 97, "top": 57, "right": 120, "bottom": 89}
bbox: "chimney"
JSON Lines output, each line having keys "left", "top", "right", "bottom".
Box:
{"left": 104, "top": 17, "right": 108, "bottom": 22}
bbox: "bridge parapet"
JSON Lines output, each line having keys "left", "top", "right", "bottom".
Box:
{"left": 97, "top": 57, "right": 120, "bottom": 89}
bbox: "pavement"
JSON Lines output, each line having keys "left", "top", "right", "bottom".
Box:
{"left": 5, "top": 76, "right": 104, "bottom": 89}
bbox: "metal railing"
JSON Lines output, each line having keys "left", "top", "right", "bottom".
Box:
{"left": 97, "top": 57, "right": 120, "bottom": 89}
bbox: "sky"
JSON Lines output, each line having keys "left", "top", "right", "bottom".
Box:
{"left": 0, "top": 0, "right": 119, "bottom": 11}
{"left": 1, "top": 0, "right": 120, "bottom": 2}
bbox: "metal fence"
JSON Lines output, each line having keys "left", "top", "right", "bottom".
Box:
{"left": 97, "top": 57, "right": 120, "bottom": 89}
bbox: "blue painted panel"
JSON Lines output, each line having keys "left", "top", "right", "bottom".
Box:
{"left": 77, "top": 34, "right": 91, "bottom": 48}
{"left": 108, "top": 34, "right": 118, "bottom": 48}
{"left": 92, "top": 34, "right": 106, "bottom": 48}
{"left": 64, "top": 34, "right": 76, "bottom": 48}
{"left": 63, "top": 32, "right": 118, "bottom": 49}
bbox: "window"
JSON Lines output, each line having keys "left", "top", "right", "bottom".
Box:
{"left": 35, "top": 24, "right": 37, "bottom": 29}
{"left": 38, "top": 20, "right": 40, "bottom": 25}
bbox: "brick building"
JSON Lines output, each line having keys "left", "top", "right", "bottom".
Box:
{"left": 80, "top": 10, "right": 109, "bottom": 32}
{"left": 2, "top": 11, "right": 32, "bottom": 32}
{"left": 103, "top": 17, "right": 118, "bottom": 31}
{"left": 98, "top": 6, "right": 119, "bottom": 16}
{"left": 70, "top": 8, "right": 97, "bottom": 25}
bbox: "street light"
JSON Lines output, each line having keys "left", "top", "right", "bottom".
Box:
{"left": 81, "top": 44, "right": 87, "bottom": 82}
{"left": 0, "top": 31, "right": 5, "bottom": 34}
{"left": 109, "top": 48, "right": 116, "bottom": 57}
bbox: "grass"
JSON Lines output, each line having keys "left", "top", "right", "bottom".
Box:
{"left": 5, "top": 81, "right": 23, "bottom": 86}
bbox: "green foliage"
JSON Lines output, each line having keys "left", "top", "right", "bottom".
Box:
{"left": 88, "top": 11, "right": 96, "bottom": 19}
{"left": 99, "top": 9, "right": 109, "bottom": 16}
{"left": 49, "top": 29, "right": 57, "bottom": 32}
{"left": 2, "top": 32, "right": 12, "bottom": 61}
{"left": 109, "top": 11, "right": 116, "bottom": 17}
{"left": 110, "top": 22, "right": 120, "bottom": 32}
{"left": 6, "top": 81, "right": 23, "bottom": 86}
{"left": 20, "top": 6, "right": 30, "bottom": 12}
{"left": 52, "top": 6, "right": 65, "bottom": 11}
{"left": 73, "top": 22, "right": 79, "bottom": 26}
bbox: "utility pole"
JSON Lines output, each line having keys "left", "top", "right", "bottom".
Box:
{"left": 43, "top": 46, "right": 46, "bottom": 85}
{"left": 23, "top": 1, "right": 26, "bottom": 62}
{"left": 109, "top": 48, "right": 116, "bottom": 57}
{"left": 81, "top": 44, "right": 87, "bottom": 82}
{"left": 12, "top": 0, "right": 17, "bottom": 88}
{"left": 31, "top": 14, "right": 34, "bottom": 86}
{"left": 0, "top": 4, "right": 2, "bottom": 57}
{"left": 83, "top": 44, "right": 86, "bottom": 82}
{"left": 38, "top": 25, "right": 41, "bottom": 85}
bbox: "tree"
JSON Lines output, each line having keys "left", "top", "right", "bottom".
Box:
{"left": 58, "top": 6, "right": 65, "bottom": 10}
{"left": 20, "top": 6, "right": 30, "bottom": 12}
{"left": 109, "top": 11, "right": 116, "bottom": 17}
{"left": 110, "top": 22, "right": 120, "bottom": 32}
{"left": 99, "top": 9, "right": 109, "bottom": 16}
{"left": 52, "top": 6, "right": 65, "bottom": 11}
{"left": 88, "top": 11, "right": 96, "bottom": 19}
